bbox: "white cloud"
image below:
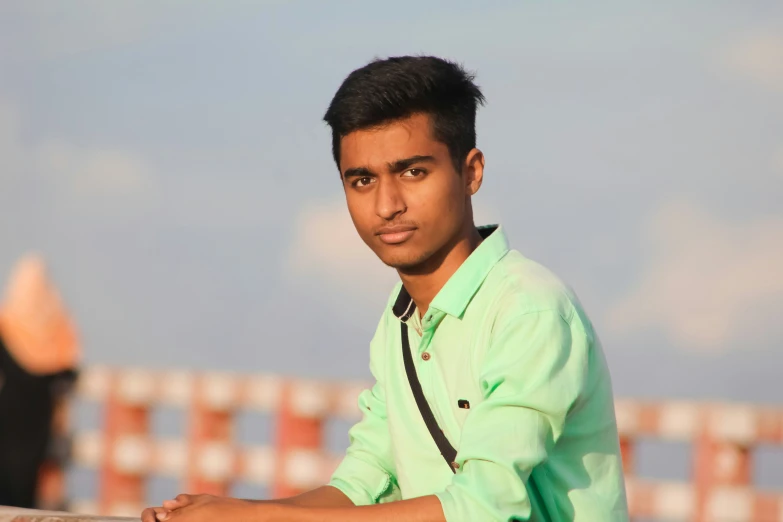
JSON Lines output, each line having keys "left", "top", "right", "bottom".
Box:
{"left": 721, "top": 30, "right": 783, "bottom": 91}
{"left": 285, "top": 199, "right": 398, "bottom": 306}
{"left": 37, "top": 140, "right": 154, "bottom": 201}
{"left": 606, "top": 200, "right": 783, "bottom": 352}
{"left": 0, "top": 100, "right": 156, "bottom": 214}
{"left": 285, "top": 198, "right": 503, "bottom": 307}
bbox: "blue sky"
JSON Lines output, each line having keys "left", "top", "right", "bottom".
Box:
{"left": 1, "top": 1, "right": 782, "bottom": 407}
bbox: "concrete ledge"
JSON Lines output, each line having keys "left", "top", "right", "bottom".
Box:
{"left": 0, "top": 507, "right": 138, "bottom": 522}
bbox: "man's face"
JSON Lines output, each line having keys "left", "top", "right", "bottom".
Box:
{"left": 339, "top": 113, "right": 479, "bottom": 271}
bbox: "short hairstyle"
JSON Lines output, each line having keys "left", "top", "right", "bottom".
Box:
{"left": 323, "top": 55, "right": 486, "bottom": 171}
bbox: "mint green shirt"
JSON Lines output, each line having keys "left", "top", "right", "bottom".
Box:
{"left": 329, "top": 225, "right": 629, "bottom": 521}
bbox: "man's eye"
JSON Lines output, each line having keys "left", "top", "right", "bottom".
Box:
{"left": 354, "top": 177, "right": 373, "bottom": 187}
{"left": 402, "top": 168, "right": 426, "bottom": 177}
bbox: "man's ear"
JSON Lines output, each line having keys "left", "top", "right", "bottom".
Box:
{"left": 463, "top": 148, "right": 485, "bottom": 196}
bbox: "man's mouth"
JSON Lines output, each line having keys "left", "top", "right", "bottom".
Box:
{"left": 376, "top": 225, "right": 417, "bottom": 245}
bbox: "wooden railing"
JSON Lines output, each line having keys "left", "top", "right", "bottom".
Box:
{"left": 38, "top": 366, "right": 783, "bottom": 521}
{"left": 0, "top": 506, "right": 136, "bottom": 522}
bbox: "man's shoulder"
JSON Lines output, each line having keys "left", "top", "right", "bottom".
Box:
{"left": 481, "top": 250, "right": 582, "bottom": 323}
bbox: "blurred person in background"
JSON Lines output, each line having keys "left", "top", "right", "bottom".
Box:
{"left": 144, "top": 56, "right": 628, "bottom": 521}
{"left": 0, "top": 256, "right": 79, "bottom": 508}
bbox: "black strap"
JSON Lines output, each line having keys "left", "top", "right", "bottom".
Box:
{"left": 401, "top": 321, "right": 458, "bottom": 473}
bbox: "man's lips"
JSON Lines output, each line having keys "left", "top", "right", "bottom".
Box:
{"left": 375, "top": 225, "right": 417, "bottom": 245}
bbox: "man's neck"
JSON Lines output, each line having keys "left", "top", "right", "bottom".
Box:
{"left": 398, "top": 225, "right": 483, "bottom": 316}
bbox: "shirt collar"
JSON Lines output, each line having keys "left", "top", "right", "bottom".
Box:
{"left": 392, "top": 224, "right": 510, "bottom": 322}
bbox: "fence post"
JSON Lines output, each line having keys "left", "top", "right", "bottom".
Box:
{"left": 185, "top": 373, "right": 237, "bottom": 496}
{"left": 273, "top": 381, "right": 328, "bottom": 498}
{"left": 694, "top": 405, "right": 753, "bottom": 522}
{"left": 98, "top": 370, "right": 152, "bottom": 516}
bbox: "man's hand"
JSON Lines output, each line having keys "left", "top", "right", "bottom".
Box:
{"left": 141, "top": 494, "right": 274, "bottom": 522}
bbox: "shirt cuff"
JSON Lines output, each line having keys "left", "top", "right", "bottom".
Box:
{"left": 328, "top": 453, "right": 393, "bottom": 506}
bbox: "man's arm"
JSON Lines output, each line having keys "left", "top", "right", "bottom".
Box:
{"left": 261, "top": 494, "right": 445, "bottom": 522}
{"left": 141, "top": 487, "right": 353, "bottom": 522}
{"left": 247, "top": 485, "right": 354, "bottom": 507}
{"left": 324, "top": 313, "right": 401, "bottom": 506}
{"left": 144, "top": 492, "right": 445, "bottom": 522}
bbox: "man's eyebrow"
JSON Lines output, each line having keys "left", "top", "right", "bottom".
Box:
{"left": 387, "top": 155, "right": 436, "bottom": 173}
{"left": 388, "top": 156, "right": 435, "bottom": 172}
{"left": 342, "top": 166, "right": 374, "bottom": 180}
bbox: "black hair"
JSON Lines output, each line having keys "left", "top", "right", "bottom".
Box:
{"left": 323, "top": 55, "right": 485, "bottom": 171}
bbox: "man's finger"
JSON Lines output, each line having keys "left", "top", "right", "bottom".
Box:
{"left": 162, "top": 494, "right": 192, "bottom": 510}
{"left": 141, "top": 507, "right": 167, "bottom": 522}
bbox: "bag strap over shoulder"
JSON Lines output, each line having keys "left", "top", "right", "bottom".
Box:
{"left": 400, "top": 321, "right": 458, "bottom": 473}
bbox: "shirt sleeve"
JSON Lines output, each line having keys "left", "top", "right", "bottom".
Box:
{"left": 328, "top": 316, "right": 401, "bottom": 506}
{"left": 435, "top": 309, "right": 587, "bottom": 521}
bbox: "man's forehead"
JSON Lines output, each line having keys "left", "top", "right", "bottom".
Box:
{"left": 339, "top": 115, "right": 446, "bottom": 170}
{"left": 343, "top": 116, "right": 429, "bottom": 148}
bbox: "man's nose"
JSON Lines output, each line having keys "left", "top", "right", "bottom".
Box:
{"left": 375, "top": 178, "right": 406, "bottom": 220}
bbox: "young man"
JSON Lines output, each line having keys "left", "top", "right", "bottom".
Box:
{"left": 143, "top": 56, "right": 629, "bottom": 522}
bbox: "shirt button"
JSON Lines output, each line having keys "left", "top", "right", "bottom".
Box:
{"left": 421, "top": 352, "right": 431, "bottom": 361}
{"left": 450, "top": 462, "right": 460, "bottom": 470}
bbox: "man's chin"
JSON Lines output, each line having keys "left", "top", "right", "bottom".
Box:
{"left": 378, "top": 252, "right": 432, "bottom": 273}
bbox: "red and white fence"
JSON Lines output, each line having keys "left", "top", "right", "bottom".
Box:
{"left": 42, "top": 366, "right": 783, "bottom": 521}
{"left": 617, "top": 401, "right": 783, "bottom": 521}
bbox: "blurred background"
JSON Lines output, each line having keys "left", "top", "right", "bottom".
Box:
{"left": 0, "top": 1, "right": 781, "bottom": 520}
